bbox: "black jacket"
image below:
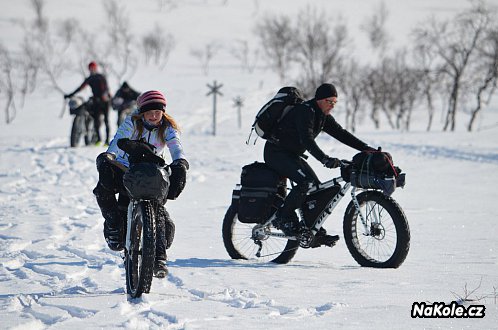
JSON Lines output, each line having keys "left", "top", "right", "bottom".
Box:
{"left": 70, "top": 73, "right": 110, "bottom": 100}
{"left": 272, "top": 99, "right": 370, "bottom": 161}
{"left": 114, "top": 82, "right": 140, "bottom": 103}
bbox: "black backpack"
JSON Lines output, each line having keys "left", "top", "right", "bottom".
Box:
{"left": 247, "top": 87, "right": 304, "bottom": 142}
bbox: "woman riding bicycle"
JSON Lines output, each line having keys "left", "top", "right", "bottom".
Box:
{"left": 93, "top": 90, "right": 189, "bottom": 278}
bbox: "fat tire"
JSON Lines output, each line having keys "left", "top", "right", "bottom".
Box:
{"left": 125, "top": 201, "right": 156, "bottom": 298}
{"left": 222, "top": 203, "right": 299, "bottom": 264}
{"left": 343, "top": 191, "right": 410, "bottom": 268}
{"left": 70, "top": 115, "right": 84, "bottom": 147}
{"left": 84, "top": 115, "right": 96, "bottom": 146}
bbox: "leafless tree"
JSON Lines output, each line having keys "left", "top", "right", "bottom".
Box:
{"left": 292, "top": 6, "right": 350, "bottom": 95}
{"left": 413, "top": 1, "right": 492, "bottom": 131}
{"left": 412, "top": 39, "right": 443, "bottom": 131}
{"left": 142, "top": 24, "right": 176, "bottom": 70}
{"left": 340, "top": 59, "right": 367, "bottom": 132}
{"left": 360, "top": 1, "right": 390, "bottom": 56}
{"left": 230, "top": 39, "right": 259, "bottom": 73}
{"left": 102, "top": 0, "right": 138, "bottom": 85}
{"left": 190, "top": 41, "right": 221, "bottom": 75}
{"left": 467, "top": 22, "right": 498, "bottom": 131}
{"left": 254, "top": 14, "right": 294, "bottom": 83}
{"left": 0, "top": 45, "right": 17, "bottom": 124}
{"left": 30, "top": 0, "right": 48, "bottom": 33}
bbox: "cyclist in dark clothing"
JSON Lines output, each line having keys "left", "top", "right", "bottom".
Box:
{"left": 265, "top": 83, "right": 375, "bottom": 238}
{"left": 112, "top": 81, "right": 141, "bottom": 127}
{"left": 65, "top": 61, "right": 112, "bottom": 145}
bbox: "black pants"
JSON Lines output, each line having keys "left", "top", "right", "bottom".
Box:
{"left": 93, "top": 161, "right": 175, "bottom": 260}
{"left": 91, "top": 98, "right": 110, "bottom": 143}
{"left": 264, "top": 142, "right": 319, "bottom": 221}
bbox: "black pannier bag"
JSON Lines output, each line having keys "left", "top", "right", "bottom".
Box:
{"left": 236, "top": 162, "right": 286, "bottom": 224}
{"left": 349, "top": 150, "right": 406, "bottom": 196}
{"left": 123, "top": 162, "right": 170, "bottom": 200}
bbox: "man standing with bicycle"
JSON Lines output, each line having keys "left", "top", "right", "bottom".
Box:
{"left": 265, "top": 83, "right": 375, "bottom": 241}
{"left": 64, "top": 61, "right": 112, "bottom": 146}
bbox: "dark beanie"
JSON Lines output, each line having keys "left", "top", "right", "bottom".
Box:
{"left": 139, "top": 102, "right": 166, "bottom": 113}
{"left": 315, "top": 83, "right": 338, "bottom": 100}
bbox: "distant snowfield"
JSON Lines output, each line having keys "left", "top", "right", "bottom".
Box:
{"left": 1, "top": 0, "right": 498, "bottom": 329}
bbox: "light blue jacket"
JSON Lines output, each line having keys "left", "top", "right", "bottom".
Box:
{"left": 106, "top": 110, "right": 186, "bottom": 168}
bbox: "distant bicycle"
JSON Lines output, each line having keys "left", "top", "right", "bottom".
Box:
{"left": 67, "top": 96, "right": 97, "bottom": 147}
{"left": 112, "top": 98, "right": 137, "bottom": 127}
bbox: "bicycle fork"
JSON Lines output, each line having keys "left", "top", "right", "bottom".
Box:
{"left": 350, "top": 188, "right": 374, "bottom": 236}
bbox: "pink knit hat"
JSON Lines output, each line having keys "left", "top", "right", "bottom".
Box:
{"left": 137, "top": 90, "right": 167, "bottom": 113}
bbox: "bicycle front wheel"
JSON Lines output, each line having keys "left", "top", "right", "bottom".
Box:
{"left": 70, "top": 115, "right": 85, "bottom": 147}
{"left": 343, "top": 191, "right": 410, "bottom": 268}
{"left": 125, "top": 201, "right": 156, "bottom": 298}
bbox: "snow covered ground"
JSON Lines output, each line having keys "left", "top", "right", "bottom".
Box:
{"left": 1, "top": 0, "right": 498, "bottom": 329}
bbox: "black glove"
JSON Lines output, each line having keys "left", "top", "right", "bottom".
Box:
{"left": 64, "top": 93, "right": 73, "bottom": 99}
{"left": 171, "top": 158, "right": 189, "bottom": 170}
{"left": 168, "top": 159, "right": 188, "bottom": 200}
{"left": 96, "top": 152, "right": 116, "bottom": 171}
{"left": 322, "top": 156, "right": 341, "bottom": 169}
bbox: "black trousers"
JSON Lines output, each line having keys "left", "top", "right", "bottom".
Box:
{"left": 93, "top": 161, "right": 174, "bottom": 260}
{"left": 91, "top": 98, "right": 110, "bottom": 143}
{"left": 264, "top": 142, "right": 319, "bottom": 221}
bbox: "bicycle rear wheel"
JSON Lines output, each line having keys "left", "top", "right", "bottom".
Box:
{"left": 343, "top": 191, "right": 410, "bottom": 268}
{"left": 125, "top": 201, "right": 156, "bottom": 298}
{"left": 222, "top": 203, "right": 299, "bottom": 264}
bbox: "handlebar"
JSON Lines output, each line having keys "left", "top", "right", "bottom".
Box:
{"left": 117, "top": 138, "right": 165, "bottom": 167}
{"left": 340, "top": 159, "right": 353, "bottom": 167}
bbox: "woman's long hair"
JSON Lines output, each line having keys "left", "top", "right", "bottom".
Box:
{"left": 131, "top": 112, "right": 180, "bottom": 145}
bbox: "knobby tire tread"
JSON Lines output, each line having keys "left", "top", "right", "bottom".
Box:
{"left": 222, "top": 203, "right": 298, "bottom": 264}
{"left": 343, "top": 191, "right": 410, "bottom": 268}
{"left": 126, "top": 201, "right": 156, "bottom": 298}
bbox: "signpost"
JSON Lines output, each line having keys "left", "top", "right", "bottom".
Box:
{"left": 206, "top": 80, "right": 223, "bottom": 136}
{"left": 233, "top": 96, "right": 244, "bottom": 129}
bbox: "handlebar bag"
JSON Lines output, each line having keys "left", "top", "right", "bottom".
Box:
{"left": 350, "top": 151, "right": 405, "bottom": 196}
{"left": 123, "top": 162, "right": 170, "bottom": 200}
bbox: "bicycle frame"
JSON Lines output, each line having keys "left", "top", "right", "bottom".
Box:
{"left": 257, "top": 175, "right": 370, "bottom": 240}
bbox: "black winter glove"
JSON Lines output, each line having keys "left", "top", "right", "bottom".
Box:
{"left": 322, "top": 156, "right": 341, "bottom": 169}
{"left": 171, "top": 158, "right": 189, "bottom": 170}
{"left": 96, "top": 152, "right": 116, "bottom": 171}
